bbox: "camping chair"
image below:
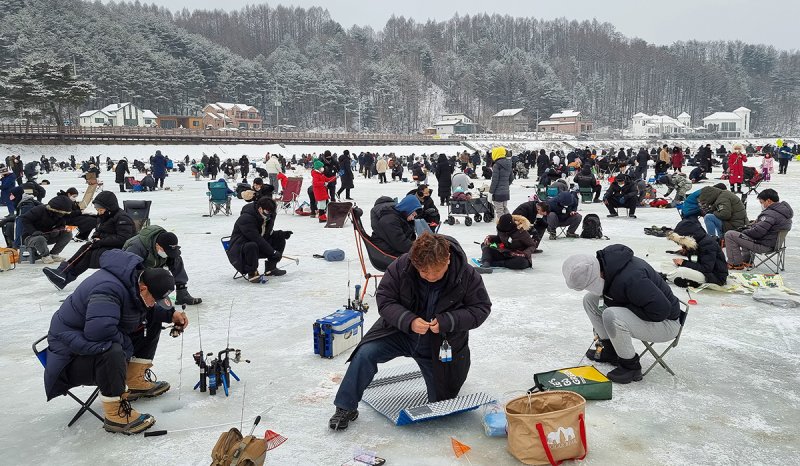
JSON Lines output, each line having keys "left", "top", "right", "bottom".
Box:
{"left": 220, "top": 236, "right": 243, "bottom": 280}
{"left": 276, "top": 177, "right": 303, "bottom": 214}
{"left": 748, "top": 230, "right": 788, "bottom": 273}
{"left": 207, "top": 181, "right": 232, "bottom": 217}
{"left": 325, "top": 201, "right": 353, "bottom": 228}
{"left": 122, "top": 200, "right": 152, "bottom": 232}
{"left": 33, "top": 336, "right": 103, "bottom": 427}
{"left": 639, "top": 300, "right": 690, "bottom": 377}
{"left": 579, "top": 187, "right": 594, "bottom": 204}
{"left": 740, "top": 169, "right": 763, "bottom": 207}
{"left": 350, "top": 208, "right": 397, "bottom": 301}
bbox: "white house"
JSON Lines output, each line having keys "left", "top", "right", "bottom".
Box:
{"left": 78, "top": 102, "right": 156, "bottom": 127}
{"left": 628, "top": 112, "right": 693, "bottom": 137}
{"left": 702, "top": 107, "right": 751, "bottom": 137}
{"left": 432, "top": 113, "right": 476, "bottom": 135}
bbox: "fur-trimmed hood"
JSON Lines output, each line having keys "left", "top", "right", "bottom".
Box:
{"left": 511, "top": 214, "right": 531, "bottom": 231}
{"left": 667, "top": 218, "right": 707, "bottom": 250}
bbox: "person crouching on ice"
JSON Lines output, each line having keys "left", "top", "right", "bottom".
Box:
{"left": 43, "top": 250, "right": 188, "bottom": 434}
{"left": 329, "top": 233, "right": 492, "bottom": 430}
{"left": 561, "top": 245, "right": 684, "bottom": 384}
{"left": 225, "top": 197, "right": 293, "bottom": 282}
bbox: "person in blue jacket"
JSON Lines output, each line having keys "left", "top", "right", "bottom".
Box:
{"left": 44, "top": 249, "right": 188, "bottom": 435}
{"left": 0, "top": 164, "right": 16, "bottom": 215}
{"left": 150, "top": 150, "right": 168, "bottom": 189}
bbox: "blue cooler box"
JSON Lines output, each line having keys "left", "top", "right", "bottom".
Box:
{"left": 313, "top": 309, "right": 364, "bottom": 358}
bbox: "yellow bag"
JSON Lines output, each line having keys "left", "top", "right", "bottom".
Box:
{"left": 505, "top": 391, "right": 587, "bottom": 465}
{"left": 210, "top": 428, "right": 267, "bottom": 466}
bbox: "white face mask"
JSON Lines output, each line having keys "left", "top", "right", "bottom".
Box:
{"left": 157, "top": 250, "right": 169, "bottom": 259}
{"left": 69, "top": 195, "right": 78, "bottom": 201}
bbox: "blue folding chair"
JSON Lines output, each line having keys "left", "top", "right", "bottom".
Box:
{"left": 33, "top": 336, "right": 103, "bottom": 427}
{"left": 207, "top": 182, "right": 232, "bottom": 217}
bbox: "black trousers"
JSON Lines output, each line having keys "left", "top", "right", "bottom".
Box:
{"left": 238, "top": 233, "right": 286, "bottom": 274}
{"left": 59, "top": 315, "right": 162, "bottom": 397}
{"left": 66, "top": 215, "right": 97, "bottom": 240}
{"left": 779, "top": 159, "right": 789, "bottom": 174}
{"left": 65, "top": 243, "right": 110, "bottom": 278}
{"left": 606, "top": 196, "right": 637, "bottom": 215}
{"left": 480, "top": 246, "right": 530, "bottom": 269}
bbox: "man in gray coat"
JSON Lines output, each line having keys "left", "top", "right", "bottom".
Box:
{"left": 489, "top": 147, "right": 512, "bottom": 217}
{"left": 725, "top": 189, "right": 792, "bottom": 269}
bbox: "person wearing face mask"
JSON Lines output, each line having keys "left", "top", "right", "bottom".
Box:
{"left": 226, "top": 196, "right": 293, "bottom": 283}
{"left": 603, "top": 174, "right": 638, "bottom": 218}
{"left": 123, "top": 226, "right": 202, "bottom": 305}
{"left": 43, "top": 250, "right": 188, "bottom": 434}
{"left": 43, "top": 191, "right": 135, "bottom": 290}
{"left": 562, "top": 245, "right": 683, "bottom": 384}
{"left": 329, "top": 233, "right": 491, "bottom": 430}
{"left": 61, "top": 187, "right": 99, "bottom": 241}
{"left": 19, "top": 194, "right": 74, "bottom": 264}
{"left": 724, "top": 189, "right": 793, "bottom": 270}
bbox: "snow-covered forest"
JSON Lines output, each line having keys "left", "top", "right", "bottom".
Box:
{"left": 1, "top": 0, "right": 799, "bottom": 132}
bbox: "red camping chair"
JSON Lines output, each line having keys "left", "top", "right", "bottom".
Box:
{"left": 277, "top": 177, "right": 303, "bottom": 214}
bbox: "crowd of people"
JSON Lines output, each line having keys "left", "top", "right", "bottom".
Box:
{"left": 0, "top": 139, "right": 794, "bottom": 437}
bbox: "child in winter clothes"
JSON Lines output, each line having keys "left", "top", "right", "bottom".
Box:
{"left": 311, "top": 159, "right": 336, "bottom": 222}
{"left": 761, "top": 153, "right": 774, "bottom": 181}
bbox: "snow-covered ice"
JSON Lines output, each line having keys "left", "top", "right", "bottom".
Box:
{"left": 1, "top": 143, "right": 799, "bottom": 465}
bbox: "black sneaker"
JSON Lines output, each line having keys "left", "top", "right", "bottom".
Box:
{"left": 329, "top": 407, "right": 359, "bottom": 430}
{"left": 628, "top": 214, "right": 637, "bottom": 219}
{"left": 548, "top": 231, "right": 557, "bottom": 240}
{"left": 264, "top": 268, "right": 287, "bottom": 277}
{"left": 607, "top": 213, "right": 619, "bottom": 218}
{"left": 673, "top": 277, "right": 702, "bottom": 288}
{"left": 566, "top": 232, "right": 579, "bottom": 238}
{"left": 606, "top": 355, "right": 643, "bottom": 384}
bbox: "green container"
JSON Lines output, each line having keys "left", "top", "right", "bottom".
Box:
{"left": 529, "top": 365, "right": 612, "bottom": 400}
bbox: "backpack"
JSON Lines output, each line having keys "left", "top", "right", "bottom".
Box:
{"left": 580, "top": 213, "right": 605, "bottom": 239}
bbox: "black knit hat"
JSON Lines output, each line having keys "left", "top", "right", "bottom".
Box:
{"left": 497, "top": 213, "right": 516, "bottom": 233}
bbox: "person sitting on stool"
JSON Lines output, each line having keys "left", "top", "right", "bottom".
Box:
{"left": 562, "top": 244, "right": 683, "bottom": 383}
{"left": 329, "top": 233, "right": 491, "bottom": 430}
{"left": 43, "top": 251, "right": 188, "bottom": 435}
{"left": 604, "top": 174, "right": 638, "bottom": 218}
{"left": 225, "top": 197, "right": 292, "bottom": 282}
{"left": 545, "top": 188, "right": 582, "bottom": 240}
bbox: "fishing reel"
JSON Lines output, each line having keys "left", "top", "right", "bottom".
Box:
{"left": 346, "top": 284, "right": 369, "bottom": 313}
{"left": 163, "top": 305, "right": 186, "bottom": 338}
{"left": 193, "top": 347, "right": 250, "bottom": 396}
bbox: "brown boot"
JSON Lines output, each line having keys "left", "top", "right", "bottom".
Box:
{"left": 101, "top": 396, "right": 155, "bottom": 434}
{"left": 125, "top": 358, "right": 170, "bottom": 400}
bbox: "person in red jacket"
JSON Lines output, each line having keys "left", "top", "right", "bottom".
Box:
{"left": 727, "top": 143, "right": 747, "bottom": 193}
{"left": 671, "top": 146, "right": 684, "bottom": 173}
{"left": 311, "top": 159, "right": 337, "bottom": 223}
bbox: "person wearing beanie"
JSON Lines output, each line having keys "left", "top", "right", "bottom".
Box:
{"left": 663, "top": 217, "right": 728, "bottom": 287}
{"left": 562, "top": 245, "right": 683, "bottom": 384}
{"left": 370, "top": 194, "right": 422, "bottom": 257}
{"left": 226, "top": 196, "right": 293, "bottom": 282}
{"left": 44, "top": 249, "right": 187, "bottom": 435}
{"left": 476, "top": 213, "right": 537, "bottom": 271}
{"left": 123, "top": 225, "right": 202, "bottom": 305}
{"left": 330, "top": 233, "right": 491, "bottom": 430}
{"left": 19, "top": 195, "right": 74, "bottom": 263}
{"left": 311, "top": 159, "right": 337, "bottom": 223}
{"left": 43, "top": 191, "right": 135, "bottom": 290}
{"left": 61, "top": 186, "right": 99, "bottom": 242}
{"left": 489, "top": 146, "right": 512, "bottom": 217}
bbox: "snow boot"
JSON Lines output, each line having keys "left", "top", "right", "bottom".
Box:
{"left": 43, "top": 267, "right": 76, "bottom": 290}
{"left": 548, "top": 230, "right": 557, "bottom": 240}
{"left": 41, "top": 255, "right": 55, "bottom": 264}
{"left": 264, "top": 260, "right": 287, "bottom": 277}
{"left": 125, "top": 359, "right": 170, "bottom": 400}
{"left": 607, "top": 212, "right": 619, "bottom": 218}
{"left": 319, "top": 213, "right": 328, "bottom": 223}
{"left": 175, "top": 285, "right": 202, "bottom": 305}
{"left": 101, "top": 396, "right": 155, "bottom": 435}
{"left": 585, "top": 339, "right": 619, "bottom": 365}
{"left": 566, "top": 232, "right": 579, "bottom": 238}
{"left": 606, "top": 354, "right": 643, "bottom": 384}
{"left": 673, "top": 277, "right": 702, "bottom": 288}
{"left": 247, "top": 271, "right": 264, "bottom": 283}
{"left": 329, "top": 407, "right": 359, "bottom": 430}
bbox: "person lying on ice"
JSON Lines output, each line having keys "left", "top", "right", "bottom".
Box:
{"left": 123, "top": 225, "right": 202, "bottom": 305}
{"left": 225, "top": 197, "right": 292, "bottom": 282}
{"left": 43, "top": 250, "right": 188, "bottom": 435}
{"left": 562, "top": 245, "right": 684, "bottom": 384}
{"left": 329, "top": 233, "right": 492, "bottom": 430}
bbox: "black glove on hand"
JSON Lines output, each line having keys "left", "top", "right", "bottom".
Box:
{"left": 283, "top": 230, "right": 293, "bottom": 240}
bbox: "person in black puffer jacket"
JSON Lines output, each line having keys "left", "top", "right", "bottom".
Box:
{"left": 663, "top": 217, "right": 728, "bottom": 287}
{"left": 477, "top": 214, "right": 538, "bottom": 270}
{"left": 371, "top": 194, "right": 422, "bottom": 257}
{"left": 562, "top": 244, "right": 683, "bottom": 384}
{"left": 603, "top": 174, "right": 638, "bottom": 218}
{"left": 574, "top": 165, "right": 601, "bottom": 202}
{"left": 725, "top": 189, "right": 793, "bottom": 269}
{"left": 43, "top": 191, "right": 136, "bottom": 290}
{"left": 20, "top": 194, "right": 73, "bottom": 263}
{"left": 225, "top": 197, "right": 292, "bottom": 282}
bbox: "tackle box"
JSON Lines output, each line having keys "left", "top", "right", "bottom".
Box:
{"left": 313, "top": 309, "right": 364, "bottom": 358}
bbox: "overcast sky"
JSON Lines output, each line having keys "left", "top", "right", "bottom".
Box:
{"left": 129, "top": 0, "right": 799, "bottom": 51}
